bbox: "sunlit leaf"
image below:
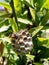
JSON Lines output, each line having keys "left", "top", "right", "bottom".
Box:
{"left": 37, "top": 37, "right": 49, "bottom": 48}
{"left": 18, "top": 18, "right": 32, "bottom": 25}
{"left": 0, "top": 37, "right": 11, "bottom": 43}
{"left": 0, "top": 2, "right": 11, "bottom": 11}
{"left": 41, "top": 0, "right": 49, "bottom": 9}
{"left": 9, "top": 18, "right": 18, "bottom": 32}
{"left": 38, "top": 37, "right": 47, "bottom": 42}
{"left": 13, "top": 0, "right": 22, "bottom": 12}
{"left": 29, "top": 8, "right": 39, "bottom": 25}
{"left": 29, "top": 8, "right": 36, "bottom": 21}
{"left": 31, "top": 26, "right": 43, "bottom": 37}
{"left": 26, "top": 54, "right": 35, "bottom": 60}
{"left": 0, "top": 25, "right": 10, "bottom": 32}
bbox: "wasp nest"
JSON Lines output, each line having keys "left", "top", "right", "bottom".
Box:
{"left": 11, "top": 29, "right": 33, "bottom": 54}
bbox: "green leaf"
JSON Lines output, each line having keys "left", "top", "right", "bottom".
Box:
{"left": 34, "top": 0, "right": 46, "bottom": 10}
{"left": 29, "top": 8, "right": 39, "bottom": 25}
{"left": 0, "top": 13, "right": 12, "bottom": 18}
{"left": 22, "top": 0, "right": 34, "bottom": 9}
{"left": 30, "top": 26, "right": 43, "bottom": 37}
{"left": 29, "top": 8, "right": 36, "bottom": 21}
{"left": 0, "top": 1, "right": 33, "bottom": 31}
{"left": 0, "top": 19, "right": 9, "bottom": 27}
{"left": 40, "top": 11, "right": 49, "bottom": 26}
{"left": 30, "top": 0, "right": 34, "bottom": 7}
{"left": 41, "top": 0, "right": 49, "bottom": 9}
{"left": 13, "top": 0, "right": 22, "bottom": 12}
{"left": 37, "top": 37, "right": 49, "bottom": 48}
{"left": 18, "top": 18, "right": 32, "bottom": 25}
{"left": 19, "top": 23, "right": 26, "bottom": 29}
{"left": 38, "top": 37, "right": 47, "bottom": 42}
{"left": 0, "top": 25, "right": 10, "bottom": 32}
{"left": 0, "top": 37, "right": 11, "bottom": 43}
{"left": 0, "top": 2, "right": 11, "bottom": 11}
{"left": 37, "top": 37, "right": 48, "bottom": 46}
{"left": 9, "top": 18, "right": 18, "bottom": 32}
{"left": 38, "top": 46, "right": 49, "bottom": 58}
{"left": 26, "top": 54, "right": 35, "bottom": 60}
{"left": 42, "top": 26, "right": 49, "bottom": 30}
{"left": 35, "top": 62, "right": 43, "bottom": 65}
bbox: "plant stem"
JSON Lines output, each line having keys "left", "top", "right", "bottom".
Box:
{"left": 10, "top": 0, "right": 19, "bottom": 31}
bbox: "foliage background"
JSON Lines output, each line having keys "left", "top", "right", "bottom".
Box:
{"left": 0, "top": 0, "right": 49, "bottom": 65}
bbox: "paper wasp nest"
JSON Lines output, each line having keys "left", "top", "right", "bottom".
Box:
{"left": 11, "top": 29, "right": 33, "bottom": 54}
